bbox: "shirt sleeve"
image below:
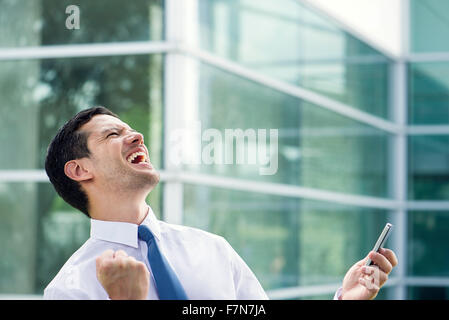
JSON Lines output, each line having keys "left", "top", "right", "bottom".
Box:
{"left": 333, "top": 287, "right": 343, "bottom": 300}
{"left": 221, "top": 238, "right": 269, "bottom": 300}
{"left": 44, "top": 285, "right": 91, "bottom": 300}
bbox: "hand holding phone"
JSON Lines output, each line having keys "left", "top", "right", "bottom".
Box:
{"left": 365, "top": 223, "right": 393, "bottom": 266}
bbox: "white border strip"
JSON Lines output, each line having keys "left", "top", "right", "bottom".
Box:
{"left": 0, "top": 41, "right": 176, "bottom": 60}
{"left": 181, "top": 45, "right": 401, "bottom": 135}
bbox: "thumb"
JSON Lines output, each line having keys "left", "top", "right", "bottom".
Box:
{"left": 357, "top": 253, "right": 372, "bottom": 267}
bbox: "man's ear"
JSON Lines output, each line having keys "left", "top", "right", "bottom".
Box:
{"left": 64, "top": 159, "right": 93, "bottom": 182}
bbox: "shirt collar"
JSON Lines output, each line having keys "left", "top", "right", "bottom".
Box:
{"left": 90, "top": 205, "right": 161, "bottom": 248}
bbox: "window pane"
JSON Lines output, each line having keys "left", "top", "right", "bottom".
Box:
{"left": 0, "top": 0, "right": 163, "bottom": 47}
{"left": 183, "top": 184, "right": 391, "bottom": 291}
{"left": 181, "top": 61, "right": 392, "bottom": 198}
{"left": 408, "top": 136, "right": 449, "bottom": 200}
{"left": 35, "top": 183, "right": 91, "bottom": 294}
{"left": 198, "top": 0, "right": 392, "bottom": 119}
{"left": 410, "top": 0, "right": 449, "bottom": 53}
{"left": 372, "top": 286, "right": 396, "bottom": 300}
{"left": 0, "top": 54, "right": 163, "bottom": 170}
{"left": 0, "top": 181, "right": 163, "bottom": 295}
{"left": 0, "top": 182, "right": 41, "bottom": 294}
{"left": 408, "top": 62, "right": 449, "bottom": 125}
{"left": 408, "top": 211, "right": 449, "bottom": 277}
{"left": 408, "top": 286, "right": 449, "bottom": 300}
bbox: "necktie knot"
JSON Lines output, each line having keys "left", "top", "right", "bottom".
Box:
{"left": 138, "top": 225, "right": 154, "bottom": 243}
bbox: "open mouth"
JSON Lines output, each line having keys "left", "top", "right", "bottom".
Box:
{"left": 126, "top": 151, "right": 150, "bottom": 166}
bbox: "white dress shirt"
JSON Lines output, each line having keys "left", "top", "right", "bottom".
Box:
{"left": 43, "top": 206, "right": 268, "bottom": 300}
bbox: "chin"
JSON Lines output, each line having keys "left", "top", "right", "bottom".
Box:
{"left": 148, "top": 169, "right": 160, "bottom": 186}
{"left": 136, "top": 167, "right": 160, "bottom": 188}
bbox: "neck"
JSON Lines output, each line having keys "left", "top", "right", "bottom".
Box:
{"left": 87, "top": 188, "right": 150, "bottom": 225}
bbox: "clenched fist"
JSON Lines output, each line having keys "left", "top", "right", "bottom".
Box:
{"left": 96, "top": 249, "right": 150, "bottom": 300}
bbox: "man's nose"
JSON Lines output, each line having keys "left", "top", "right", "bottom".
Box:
{"left": 125, "top": 131, "right": 144, "bottom": 145}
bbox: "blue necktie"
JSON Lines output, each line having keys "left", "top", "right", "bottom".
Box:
{"left": 138, "top": 225, "right": 188, "bottom": 300}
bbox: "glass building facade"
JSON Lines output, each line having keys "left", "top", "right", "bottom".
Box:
{"left": 0, "top": 0, "right": 447, "bottom": 299}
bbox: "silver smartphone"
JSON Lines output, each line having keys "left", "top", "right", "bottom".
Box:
{"left": 365, "top": 223, "right": 393, "bottom": 266}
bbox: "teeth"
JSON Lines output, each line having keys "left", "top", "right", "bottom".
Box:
{"left": 127, "top": 151, "right": 147, "bottom": 163}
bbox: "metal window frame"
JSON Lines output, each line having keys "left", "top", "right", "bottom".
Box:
{"left": 407, "top": 125, "right": 449, "bottom": 135}
{"left": 162, "top": 0, "right": 185, "bottom": 226}
{"left": 390, "top": 60, "right": 408, "bottom": 300}
{"left": 0, "top": 41, "right": 175, "bottom": 60}
{"left": 384, "top": 0, "right": 409, "bottom": 299}
{"left": 267, "top": 277, "right": 401, "bottom": 300}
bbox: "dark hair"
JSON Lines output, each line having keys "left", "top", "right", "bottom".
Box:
{"left": 45, "top": 106, "right": 119, "bottom": 217}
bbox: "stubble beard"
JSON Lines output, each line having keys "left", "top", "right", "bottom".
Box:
{"left": 103, "top": 162, "right": 160, "bottom": 195}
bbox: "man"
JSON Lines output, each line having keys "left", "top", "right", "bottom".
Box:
{"left": 43, "top": 106, "right": 397, "bottom": 300}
